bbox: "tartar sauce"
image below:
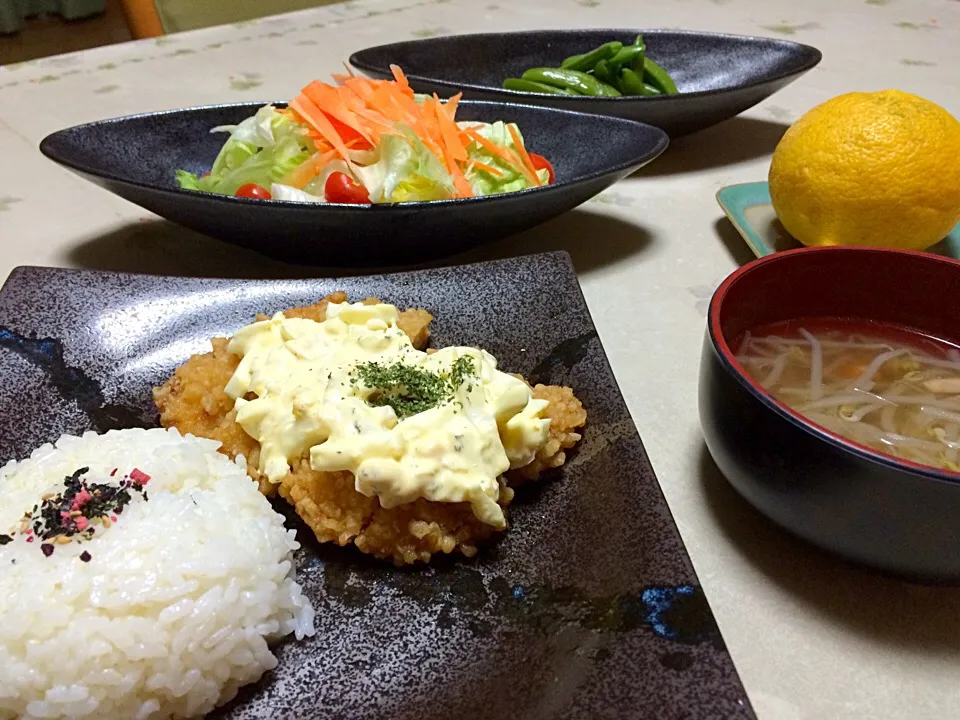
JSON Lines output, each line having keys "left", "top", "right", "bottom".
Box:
{"left": 224, "top": 302, "right": 550, "bottom": 527}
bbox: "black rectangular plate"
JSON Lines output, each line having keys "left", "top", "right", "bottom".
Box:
{"left": 0, "top": 251, "right": 752, "bottom": 719}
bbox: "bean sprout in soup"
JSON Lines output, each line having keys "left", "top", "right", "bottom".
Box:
{"left": 735, "top": 319, "right": 960, "bottom": 473}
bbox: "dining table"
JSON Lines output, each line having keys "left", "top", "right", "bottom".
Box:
{"left": 1, "top": 0, "right": 959, "bottom": 717}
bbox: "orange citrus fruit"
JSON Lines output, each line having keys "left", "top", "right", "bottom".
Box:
{"left": 768, "top": 90, "right": 960, "bottom": 251}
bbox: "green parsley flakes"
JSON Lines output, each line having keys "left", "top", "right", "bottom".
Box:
{"left": 352, "top": 355, "right": 477, "bottom": 419}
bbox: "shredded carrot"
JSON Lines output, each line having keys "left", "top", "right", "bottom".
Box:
{"left": 289, "top": 95, "right": 356, "bottom": 171}
{"left": 337, "top": 86, "right": 395, "bottom": 132}
{"left": 391, "top": 64, "right": 411, "bottom": 92}
{"left": 507, "top": 124, "right": 541, "bottom": 186}
{"left": 340, "top": 76, "right": 379, "bottom": 100}
{"left": 301, "top": 81, "right": 373, "bottom": 144}
{"left": 838, "top": 363, "right": 867, "bottom": 379}
{"left": 508, "top": 148, "right": 539, "bottom": 185}
{"left": 282, "top": 67, "right": 546, "bottom": 201}
{"left": 374, "top": 83, "right": 420, "bottom": 126}
{"left": 464, "top": 128, "right": 527, "bottom": 176}
{"left": 432, "top": 97, "right": 468, "bottom": 165}
{"left": 471, "top": 161, "right": 504, "bottom": 177}
{"left": 439, "top": 91, "right": 460, "bottom": 122}
{"left": 283, "top": 148, "right": 338, "bottom": 189}
{"left": 425, "top": 96, "right": 472, "bottom": 197}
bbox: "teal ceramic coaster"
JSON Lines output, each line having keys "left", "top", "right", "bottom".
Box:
{"left": 716, "top": 181, "right": 960, "bottom": 259}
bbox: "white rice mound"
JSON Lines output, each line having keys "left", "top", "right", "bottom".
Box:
{"left": 0, "top": 428, "right": 315, "bottom": 720}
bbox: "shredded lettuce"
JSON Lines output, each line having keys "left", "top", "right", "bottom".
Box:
{"left": 176, "top": 104, "right": 313, "bottom": 195}
{"left": 353, "top": 127, "right": 456, "bottom": 203}
{"left": 210, "top": 103, "right": 280, "bottom": 148}
{"left": 176, "top": 104, "right": 547, "bottom": 203}
{"left": 303, "top": 159, "right": 352, "bottom": 196}
{"left": 270, "top": 184, "right": 324, "bottom": 203}
{"left": 461, "top": 121, "right": 548, "bottom": 196}
{"left": 175, "top": 170, "right": 200, "bottom": 191}
{"left": 209, "top": 136, "right": 310, "bottom": 195}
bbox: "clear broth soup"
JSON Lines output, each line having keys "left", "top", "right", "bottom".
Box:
{"left": 736, "top": 318, "right": 960, "bottom": 473}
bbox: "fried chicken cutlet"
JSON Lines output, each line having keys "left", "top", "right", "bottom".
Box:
{"left": 153, "top": 292, "right": 586, "bottom": 565}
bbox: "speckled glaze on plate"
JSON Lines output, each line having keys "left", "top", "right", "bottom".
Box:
{"left": 0, "top": 252, "right": 752, "bottom": 719}
{"left": 349, "top": 29, "right": 822, "bottom": 137}
{"left": 38, "top": 101, "right": 668, "bottom": 267}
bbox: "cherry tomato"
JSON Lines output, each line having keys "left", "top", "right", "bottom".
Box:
{"left": 201, "top": 172, "right": 211, "bottom": 178}
{"left": 323, "top": 112, "right": 373, "bottom": 151}
{"left": 528, "top": 153, "right": 555, "bottom": 184}
{"left": 235, "top": 183, "right": 272, "bottom": 200}
{"left": 325, "top": 172, "right": 371, "bottom": 204}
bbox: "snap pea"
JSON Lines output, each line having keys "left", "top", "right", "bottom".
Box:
{"left": 630, "top": 34, "right": 646, "bottom": 72}
{"left": 509, "top": 34, "right": 679, "bottom": 99}
{"left": 592, "top": 59, "right": 616, "bottom": 86}
{"left": 559, "top": 41, "right": 622, "bottom": 72}
{"left": 642, "top": 57, "right": 679, "bottom": 95}
{"left": 607, "top": 42, "right": 645, "bottom": 79}
{"left": 619, "top": 68, "right": 660, "bottom": 96}
{"left": 503, "top": 78, "right": 578, "bottom": 95}
{"left": 521, "top": 67, "right": 621, "bottom": 96}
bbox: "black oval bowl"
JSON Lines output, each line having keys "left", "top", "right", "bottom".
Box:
{"left": 699, "top": 246, "right": 960, "bottom": 582}
{"left": 39, "top": 101, "right": 668, "bottom": 266}
{"left": 349, "top": 29, "right": 822, "bottom": 138}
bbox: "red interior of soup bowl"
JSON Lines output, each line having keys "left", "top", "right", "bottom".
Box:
{"left": 709, "top": 245, "right": 960, "bottom": 477}
{"left": 712, "top": 246, "right": 960, "bottom": 349}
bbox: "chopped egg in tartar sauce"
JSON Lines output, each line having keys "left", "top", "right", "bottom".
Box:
{"left": 224, "top": 302, "right": 551, "bottom": 528}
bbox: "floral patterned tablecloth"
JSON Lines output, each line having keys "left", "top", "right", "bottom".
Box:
{"left": 1, "top": 0, "right": 960, "bottom": 717}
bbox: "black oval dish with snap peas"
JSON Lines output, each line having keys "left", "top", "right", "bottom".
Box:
{"left": 504, "top": 35, "right": 679, "bottom": 98}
